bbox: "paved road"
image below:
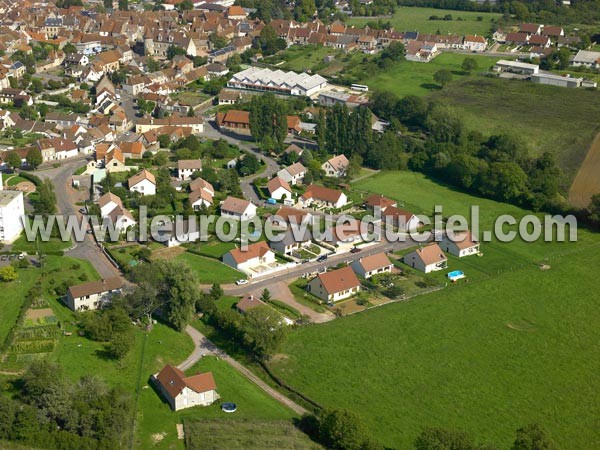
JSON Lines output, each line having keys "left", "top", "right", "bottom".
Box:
{"left": 181, "top": 325, "right": 308, "bottom": 415}
{"left": 36, "top": 158, "right": 123, "bottom": 280}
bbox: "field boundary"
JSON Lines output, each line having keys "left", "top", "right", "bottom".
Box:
{"left": 569, "top": 131, "right": 600, "bottom": 208}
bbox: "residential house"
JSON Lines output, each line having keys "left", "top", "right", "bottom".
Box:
{"left": 216, "top": 109, "right": 251, "bottom": 135}
{"left": 269, "top": 228, "right": 312, "bottom": 256}
{"left": 463, "top": 35, "right": 487, "bottom": 52}
{"left": 307, "top": 266, "right": 361, "bottom": 303}
{"left": 220, "top": 196, "right": 257, "bottom": 220}
{"left": 571, "top": 50, "right": 600, "bottom": 68}
{"left": 382, "top": 206, "right": 420, "bottom": 231}
{"left": 98, "top": 192, "right": 122, "bottom": 217}
{"left": 277, "top": 162, "right": 306, "bottom": 186}
{"left": 300, "top": 185, "right": 347, "bottom": 209}
{"left": 222, "top": 241, "right": 275, "bottom": 271}
{"left": 107, "top": 205, "right": 137, "bottom": 232}
{"left": 321, "top": 154, "right": 349, "bottom": 178}
{"left": 267, "top": 176, "right": 293, "bottom": 201}
{"left": 128, "top": 169, "right": 156, "bottom": 196}
{"left": 364, "top": 194, "right": 397, "bottom": 212}
{"left": 235, "top": 294, "right": 266, "bottom": 313}
{"left": 65, "top": 277, "right": 123, "bottom": 311}
{"left": 403, "top": 243, "right": 448, "bottom": 273}
{"left": 153, "top": 365, "right": 218, "bottom": 411}
{"left": 159, "top": 219, "right": 201, "bottom": 247}
{"left": 440, "top": 231, "right": 480, "bottom": 257}
{"left": 189, "top": 187, "right": 213, "bottom": 210}
{"left": 0, "top": 187, "right": 25, "bottom": 243}
{"left": 177, "top": 159, "right": 202, "bottom": 180}
{"left": 270, "top": 206, "right": 313, "bottom": 228}
{"left": 351, "top": 252, "right": 394, "bottom": 279}
{"left": 119, "top": 141, "right": 145, "bottom": 159}
{"left": 135, "top": 116, "right": 204, "bottom": 134}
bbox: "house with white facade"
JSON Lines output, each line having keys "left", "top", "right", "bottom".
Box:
{"left": 153, "top": 365, "right": 218, "bottom": 411}
{"left": 65, "top": 277, "right": 123, "bottom": 311}
{"left": 351, "top": 253, "right": 394, "bottom": 279}
{"left": 300, "top": 185, "right": 347, "bottom": 209}
{"left": 177, "top": 159, "right": 202, "bottom": 180}
{"left": 107, "top": 205, "right": 137, "bottom": 232}
{"left": 267, "top": 176, "right": 293, "bottom": 201}
{"left": 128, "top": 169, "right": 156, "bottom": 196}
{"left": 277, "top": 162, "right": 306, "bottom": 185}
{"left": 220, "top": 196, "right": 257, "bottom": 220}
{"left": 463, "top": 35, "right": 487, "bottom": 52}
{"left": 321, "top": 154, "right": 349, "bottom": 178}
{"left": 382, "top": 206, "right": 421, "bottom": 231}
{"left": 0, "top": 182, "right": 25, "bottom": 243}
{"left": 222, "top": 241, "right": 275, "bottom": 272}
{"left": 403, "top": 243, "right": 448, "bottom": 273}
{"left": 440, "top": 231, "right": 480, "bottom": 257}
{"left": 158, "top": 219, "right": 201, "bottom": 247}
{"left": 307, "top": 266, "right": 361, "bottom": 303}
{"left": 98, "top": 192, "right": 122, "bottom": 217}
{"left": 269, "top": 228, "right": 312, "bottom": 256}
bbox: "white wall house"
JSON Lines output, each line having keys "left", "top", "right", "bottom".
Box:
{"left": 277, "top": 162, "right": 306, "bottom": 186}
{"left": 220, "top": 196, "right": 257, "bottom": 221}
{"left": 177, "top": 159, "right": 202, "bottom": 180}
{"left": 65, "top": 278, "right": 123, "bottom": 311}
{"left": 300, "top": 185, "right": 347, "bottom": 209}
{"left": 403, "top": 243, "right": 448, "bottom": 273}
{"left": 128, "top": 169, "right": 156, "bottom": 196}
{"left": 307, "top": 266, "right": 361, "bottom": 303}
{"left": 267, "top": 176, "right": 293, "bottom": 201}
{"left": 153, "top": 365, "right": 218, "bottom": 411}
{"left": 321, "top": 154, "right": 349, "bottom": 178}
{"left": 98, "top": 192, "right": 122, "bottom": 217}
{"left": 0, "top": 181, "right": 25, "bottom": 243}
{"left": 440, "top": 231, "right": 480, "bottom": 257}
{"left": 351, "top": 253, "right": 394, "bottom": 279}
{"left": 159, "top": 220, "right": 201, "bottom": 247}
{"left": 223, "top": 241, "right": 275, "bottom": 272}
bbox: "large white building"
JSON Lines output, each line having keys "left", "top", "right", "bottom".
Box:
{"left": 227, "top": 67, "right": 328, "bottom": 97}
{"left": 0, "top": 176, "right": 25, "bottom": 243}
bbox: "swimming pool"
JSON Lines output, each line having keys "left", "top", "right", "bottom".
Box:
{"left": 447, "top": 270, "right": 465, "bottom": 281}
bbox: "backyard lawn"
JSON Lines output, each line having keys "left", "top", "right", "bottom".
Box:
{"left": 364, "top": 52, "right": 500, "bottom": 97}
{"left": 347, "top": 7, "right": 502, "bottom": 35}
{"left": 135, "top": 356, "right": 297, "bottom": 450}
{"left": 267, "top": 171, "right": 600, "bottom": 449}
{"left": 175, "top": 251, "right": 244, "bottom": 284}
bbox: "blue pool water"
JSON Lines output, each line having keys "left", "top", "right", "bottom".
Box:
{"left": 447, "top": 270, "right": 464, "bottom": 279}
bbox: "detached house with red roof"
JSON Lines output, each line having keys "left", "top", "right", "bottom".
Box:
{"left": 267, "top": 176, "right": 293, "bottom": 201}
{"left": 153, "top": 365, "right": 218, "bottom": 411}
{"left": 463, "top": 35, "right": 487, "bottom": 52}
{"left": 128, "top": 169, "right": 156, "bottom": 196}
{"left": 403, "top": 243, "right": 448, "bottom": 273}
{"left": 220, "top": 196, "right": 257, "bottom": 220}
{"left": 307, "top": 266, "right": 361, "bottom": 303}
{"left": 440, "top": 230, "right": 480, "bottom": 257}
{"left": 351, "top": 252, "right": 394, "bottom": 279}
{"left": 321, "top": 154, "right": 349, "bottom": 178}
{"left": 300, "top": 185, "right": 347, "bottom": 209}
{"left": 223, "top": 241, "right": 275, "bottom": 272}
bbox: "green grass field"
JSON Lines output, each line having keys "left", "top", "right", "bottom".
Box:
{"left": 364, "top": 53, "right": 500, "bottom": 97}
{"left": 430, "top": 77, "right": 600, "bottom": 182}
{"left": 184, "top": 419, "right": 321, "bottom": 450}
{"left": 135, "top": 356, "right": 296, "bottom": 450}
{"left": 267, "top": 171, "right": 600, "bottom": 449}
{"left": 187, "top": 240, "right": 237, "bottom": 259}
{"left": 347, "top": 7, "right": 501, "bottom": 35}
{"left": 175, "top": 252, "right": 244, "bottom": 284}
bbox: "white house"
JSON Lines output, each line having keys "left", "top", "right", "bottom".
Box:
{"left": 222, "top": 241, "right": 275, "bottom": 272}
{"left": 220, "top": 196, "right": 257, "bottom": 221}
{"left": 351, "top": 253, "right": 394, "bottom": 279}
{"left": 267, "top": 176, "right": 293, "bottom": 201}
{"left": 321, "top": 154, "right": 349, "bottom": 178}
{"left": 403, "top": 243, "right": 448, "bottom": 273}
{"left": 189, "top": 188, "right": 213, "bottom": 210}
{"left": 277, "top": 162, "right": 306, "bottom": 186}
{"left": 128, "top": 169, "right": 156, "bottom": 196}
{"left": 153, "top": 365, "right": 218, "bottom": 411}
{"left": 440, "top": 231, "right": 480, "bottom": 257}
{"left": 300, "top": 185, "right": 347, "bottom": 209}
{"left": 307, "top": 266, "right": 361, "bottom": 303}
{"left": 98, "top": 192, "right": 122, "bottom": 217}
{"left": 0, "top": 182, "right": 25, "bottom": 243}
{"left": 177, "top": 159, "right": 202, "bottom": 180}
{"left": 107, "top": 205, "right": 137, "bottom": 232}
{"left": 463, "top": 35, "right": 487, "bottom": 52}
{"left": 65, "top": 277, "right": 123, "bottom": 311}
{"left": 268, "top": 228, "right": 312, "bottom": 256}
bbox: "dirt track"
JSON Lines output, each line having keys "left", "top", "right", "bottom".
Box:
{"left": 569, "top": 132, "right": 600, "bottom": 208}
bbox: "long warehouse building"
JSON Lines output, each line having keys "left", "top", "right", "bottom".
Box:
{"left": 227, "top": 67, "right": 328, "bottom": 97}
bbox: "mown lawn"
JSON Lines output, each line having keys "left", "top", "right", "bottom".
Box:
{"left": 175, "top": 252, "right": 244, "bottom": 284}
{"left": 430, "top": 77, "right": 600, "bottom": 182}
{"left": 135, "top": 356, "right": 296, "bottom": 450}
{"left": 364, "top": 53, "right": 500, "bottom": 97}
{"left": 187, "top": 240, "right": 237, "bottom": 259}
{"left": 347, "top": 7, "right": 501, "bottom": 35}
{"left": 267, "top": 171, "right": 600, "bottom": 449}
{"left": 12, "top": 231, "right": 72, "bottom": 254}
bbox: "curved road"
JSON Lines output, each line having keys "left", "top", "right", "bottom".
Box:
{"left": 180, "top": 325, "right": 308, "bottom": 416}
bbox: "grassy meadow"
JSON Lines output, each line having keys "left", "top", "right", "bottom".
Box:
{"left": 430, "top": 77, "right": 600, "bottom": 183}
{"left": 347, "top": 7, "right": 501, "bottom": 36}
{"left": 135, "top": 356, "right": 297, "bottom": 450}
{"left": 267, "top": 171, "right": 600, "bottom": 449}
{"left": 175, "top": 252, "right": 244, "bottom": 284}
{"left": 364, "top": 53, "right": 500, "bottom": 97}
